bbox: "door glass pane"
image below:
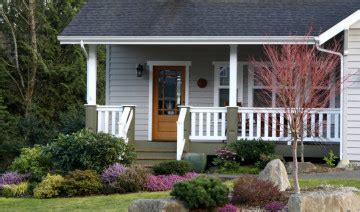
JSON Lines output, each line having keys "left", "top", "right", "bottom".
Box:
{"left": 158, "top": 69, "right": 182, "bottom": 115}
{"left": 219, "top": 67, "right": 230, "bottom": 86}
{"left": 219, "top": 89, "right": 229, "bottom": 107}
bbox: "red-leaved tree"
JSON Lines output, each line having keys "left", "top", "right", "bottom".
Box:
{"left": 251, "top": 43, "right": 341, "bottom": 193}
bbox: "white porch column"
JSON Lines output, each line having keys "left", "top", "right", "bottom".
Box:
{"left": 229, "top": 45, "right": 238, "bottom": 106}
{"left": 87, "top": 45, "right": 97, "bottom": 105}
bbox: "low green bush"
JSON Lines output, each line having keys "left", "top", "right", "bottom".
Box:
{"left": 45, "top": 129, "right": 136, "bottom": 172}
{"left": 153, "top": 160, "right": 192, "bottom": 176}
{"left": 113, "top": 167, "right": 149, "bottom": 193}
{"left": 63, "top": 170, "right": 102, "bottom": 196}
{"left": 323, "top": 150, "right": 338, "bottom": 167}
{"left": 171, "top": 176, "right": 229, "bottom": 209}
{"left": 255, "top": 154, "right": 285, "bottom": 169}
{"left": 33, "top": 174, "right": 65, "bottom": 198}
{"left": 11, "top": 145, "right": 51, "bottom": 181}
{"left": 1, "top": 182, "right": 29, "bottom": 198}
{"left": 227, "top": 139, "right": 275, "bottom": 164}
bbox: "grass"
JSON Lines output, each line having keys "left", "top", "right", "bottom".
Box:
{"left": 0, "top": 191, "right": 170, "bottom": 212}
{"left": 216, "top": 166, "right": 260, "bottom": 174}
{"left": 298, "top": 179, "right": 360, "bottom": 189}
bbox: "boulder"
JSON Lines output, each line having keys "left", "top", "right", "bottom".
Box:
{"left": 258, "top": 159, "right": 290, "bottom": 191}
{"left": 288, "top": 187, "right": 360, "bottom": 212}
{"left": 336, "top": 160, "right": 350, "bottom": 169}
{"left": 128, "top": 199, "right": 188, "bottom": 212}
{"left": 287, "top": 162, "right": 318, "bottom": 174}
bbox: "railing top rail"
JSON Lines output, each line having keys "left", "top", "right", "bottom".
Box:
{"left": 190, "top": 107, "right": 227, "bottom": 112}
{"left": 238, "top": 107, "right": 340, "bottom": 113}
{"left": 97, "top": 105, "right": 124, "bottom": 112}
{"left": 177, "top": 108, "right": 188, "bottom": 124}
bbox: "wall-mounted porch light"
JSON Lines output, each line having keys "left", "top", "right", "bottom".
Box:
{"left": 136, "top": 64, "right": 145, "bottom": 77}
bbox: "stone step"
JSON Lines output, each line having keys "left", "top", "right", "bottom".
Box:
{"left": 136, "top": 151, "right": 176, "bottom": 159}
{"left": 135, "top": 158, "right": 175, "bottom": 167}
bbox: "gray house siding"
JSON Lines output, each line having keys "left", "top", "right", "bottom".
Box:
{"left": 107, "top": 45, "right": 263, "bottom": 140}
{"left": 344, "top": 22, "right": 360, "bottom": 161}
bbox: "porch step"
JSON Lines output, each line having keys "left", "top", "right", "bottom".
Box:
{"left": 134, "top": 140, "right": 177, "bottom": 167}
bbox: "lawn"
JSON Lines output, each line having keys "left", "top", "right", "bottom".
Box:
{"left": 0, "top": 191, "right": 170, "bottom": 212}
{"left": 1, "top": 179, "right": 360, "bottom": 211}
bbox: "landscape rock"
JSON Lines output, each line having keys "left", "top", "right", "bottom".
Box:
{"left": 288, "top": 186, "right": 360, "bottom": 212}
{"left": 258, "top": 159, "right": 290, "bottom": 191}
{"left": 336, "top": 160, "right": 350, "bottom": 169}
{"left": 128, "top": 199, "right": 188, "bottom": 212}
{"left": 287, "top": 162, "right": 318, "bottom": 174}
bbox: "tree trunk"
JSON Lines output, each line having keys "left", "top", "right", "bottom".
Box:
{"left": 292, "top": 135, "right": 301, "bottom": 194}
{"left": 300, "top": 123, "right": 305, "bottom": 163}
{"left": 25, "top": 0, "right": 38, "bottom": 117}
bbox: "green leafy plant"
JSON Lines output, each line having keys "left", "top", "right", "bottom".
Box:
{"left": 11, "top": 145, "right": 51, "bottom": 181}
{"left": 153, "top": 160, "right": 192, "bottom": 176}
{"left": 227, "top": 139, "right": 275, "bottom": 164}
{"left": 232, "top": 176, "right": 285, "bottom": 207}
{"left": 33, "top": 174, "right": 65, "bottom": 198}
{"left": 1, "top": 182, "right": 29, "bottom": 198}
{"left": 212, "top": 149, "right": 241, "bottom": 171}
{"left": 171, "top": 176, "right": 229, "bottom": 209}
{"left": 113, "top": 167, "right": 149, "bottom": 193}
{"left": 45, "top": 129, "right": 136, "bottom": 172}
{"left": 255, "top": 154, "right": 285, "bottom": 169}
{"left": 63, "top": 170, "right": 102, "bottom": 196}
{"left": 323, "top": 150, "right": 338, "bottom": 167}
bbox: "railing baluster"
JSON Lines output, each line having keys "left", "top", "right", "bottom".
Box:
{"left": 111, "top": 111, "right": 116, "bottom": 134}
{"left": 256, "top": 112, "right": 261, "bottom": 138}
{"left": 199, "top": 112, "right": 203, "bottom": 137}
{"left": 264, "top": 112, "right": 269, "bottom": 139}
{"left": 335, "top": 113, "right": 339, "bottom": 139}
{"left": 327, "top": 113, "right": 331, "bottom": 139}
{"left": 280, "top": 113, "right": 284, "bottom": 138}
{"left": 311, "top": 113, "right": 315, "bottom": 138}
{"left": 214, "top": 112, "right": 218, "bottom": 137}
{"left": 303, "top": 114, "right": 308, "bottom": 139}
{"left": 104, "top": 111, "right": 109, "bottom": 133}
{"left": 241, "top": 111, "right": 246, "bottom": 138}
{"left": 272, "top": 113, "right": 276, "bottom": 139}
{"left": 191, "top": 112, "right": 196, "bottom": 137}
{"left": 221, "top": 112, "right": 226, "bottom": 137}
{"left": 206, "top": 112, "right": 211, "bottom": 137}
{"left": 319, "top": 113, "right": 323, "bottom": 138}
{"left": 249, "top": 112, "right": 254, "bottom": 138}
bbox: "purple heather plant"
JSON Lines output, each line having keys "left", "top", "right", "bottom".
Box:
{"left": 144, "top": 172, "right": 199, "bottom": 191}
{"left": 218, "top": 204, "right": 239, "bottom": 212}
{"left": 0, "top": 172, "right": 24, "bottom": 188}
{"left": 264, "top": 202, "right": 286, "bottom": 212}
{"left": 101, "top": 163, "right": 127, "bottom": 184}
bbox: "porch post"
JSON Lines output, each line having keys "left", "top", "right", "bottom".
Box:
{"left": 229, "top": 45, "right": 238, "bottom": 107}
{"left": 85, "top": 45, "right": 98, "bottom": 131}
{"left": 227, "top": 45, "right": 239, "bottom": 143}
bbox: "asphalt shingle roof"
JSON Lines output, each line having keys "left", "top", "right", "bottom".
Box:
{"left": 61, "top": 0, "right": 360, "bottom": 37}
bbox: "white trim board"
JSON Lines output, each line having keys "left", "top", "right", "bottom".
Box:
{"left": 147, "top": 61, "right": 192, "bottom": 141}
{"left": 58, "top": 36, "right": 317, "bottom": 45}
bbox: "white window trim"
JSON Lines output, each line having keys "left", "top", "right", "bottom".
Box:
{"left": 147, "top": 61, "right": 192, "bottom": 141}
{"left": 213, "top": 61, "right": 245, "bottom": 107}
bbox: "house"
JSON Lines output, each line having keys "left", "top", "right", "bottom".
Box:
{"left": 58, "top": 0, "right": 360, "bottom": 165}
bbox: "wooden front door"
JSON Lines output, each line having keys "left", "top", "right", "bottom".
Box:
{"left": 153, "top": 66, "right": 186, "bottom": 141}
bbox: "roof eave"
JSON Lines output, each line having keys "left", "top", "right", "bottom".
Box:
{"left": 57, "top": 36, "right": 317, "bottom": 45}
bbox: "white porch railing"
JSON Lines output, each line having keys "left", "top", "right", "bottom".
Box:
{"left": 189, "top": 107, "right": 227, "bottom": 141}
{"left": 237, "top": 107, "right": 341, "bottom": 142}
{"left": 177, "top": 108, "right": 188, "bottom": 160}
{"left": 97, "top": 105, "right": 135, "bottom": 143}
{"left": 97, "top": 105, "right": 123, "bottom": 137}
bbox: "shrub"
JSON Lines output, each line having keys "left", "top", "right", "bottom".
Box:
{"left": 323, "top": 150, "right": 338, "bottom": 167}
{"left": 45, "top": 129, "right": 136, "bottom": 172}
{"left": 218, "top": 204, "right": 238, "bottom": 212}
{"left": 33, "top": 174, "right": 65, "bottom": 198}
{"left": 1, "top": 182, "right": 29, "bottom": 198}
{"left": 101, "top": 163, "right": 127, "bottom": 184}
{"left": 0, "top": 172, "right": 24, "bottom": 188}
{"left": 212, "top": 149, "right": 241, "bottom": 171}
{"left": 232, "top": 176, "right": 285, "bottom": 207}
{"left": 264, "top": 202, "right": 286, "bottom": 212}
{"left": 63, "top": 170, "right": 102, "bottom": 196}
{"left": 227, "top": 139, "right": 275, "bottom": 164}
{"left": 171, "top": 176, "right": 229, "bottom": 209}
{"left": 144, "top": 172, "right": 199, "bottom": 192}
{"left": 153, "top": 160, "right": 192, "bottom": 176}
{"left": 255, "top": 154, "right": 285, "bottom": 169}
{"left": 11, "top": 145, "right": 51, "bottom": 181}
{"left": 113, "top": 167, "right": 149, "bottom": 193}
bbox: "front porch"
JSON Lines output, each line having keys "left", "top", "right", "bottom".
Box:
{"left": 82, "top": 43, "right": 342, "bottom": 162}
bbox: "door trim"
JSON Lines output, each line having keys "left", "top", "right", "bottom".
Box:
{"left": 147, "top": 61, "right": 191, "bottom": 141}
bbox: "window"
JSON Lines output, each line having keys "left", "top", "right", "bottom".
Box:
{"left": 218, "top": 67, "right": 230, "bottom": 106}
{"left": 252, "top": 67, "right": 276, "bottom": 107}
